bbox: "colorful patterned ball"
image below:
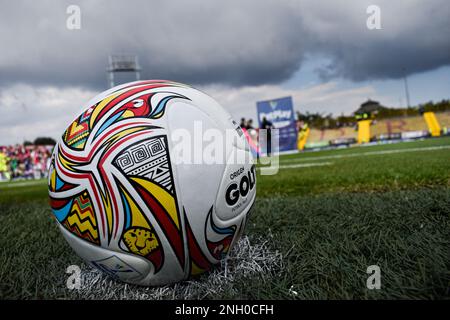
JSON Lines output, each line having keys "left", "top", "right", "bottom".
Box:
{"left": 48, "top": 80, "right": 256, "bottom": 286}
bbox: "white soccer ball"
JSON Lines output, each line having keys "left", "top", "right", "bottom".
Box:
{"left": 48, "top": 80, "right": 256, "bottom": 286}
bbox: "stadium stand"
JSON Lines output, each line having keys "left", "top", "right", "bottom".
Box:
{"left": 371, "top": 115, "right": 427, "bottom": 137}
{"left": 372, "top": 111, "right": 450, "bottom": 139}
{"left": 437, "top": 111, "right": 450, "bottom": 129}
{"left": 305, "top": 111, "right": 450, "bottom": 147}
{"left": 307, "top": 126, "right": 357, "bottom": 145}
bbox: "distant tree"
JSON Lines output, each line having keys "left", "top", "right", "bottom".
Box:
{"left": 23, "top": 140, "right": 33, "bottom": 146}
{"left": 34, "top": 137, "right": 56, "bottom": 146}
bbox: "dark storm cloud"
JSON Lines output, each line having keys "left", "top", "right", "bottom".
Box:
{"left": 305, "top": 1, "right": 450, "bottom": 81}
{"left": 0, "top": 0, "right": 448, "bottom": 89}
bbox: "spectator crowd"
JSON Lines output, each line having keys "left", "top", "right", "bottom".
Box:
{"left": 0, "top": 144, "right": 53, "bottom": 182}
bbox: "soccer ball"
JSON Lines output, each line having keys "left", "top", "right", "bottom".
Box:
{"left": 48, "top": 80, "right": 256, "bottom": 286}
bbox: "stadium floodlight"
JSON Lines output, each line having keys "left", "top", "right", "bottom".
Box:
{"left": 106, "top": 54, "right": 141, "bottom": 88}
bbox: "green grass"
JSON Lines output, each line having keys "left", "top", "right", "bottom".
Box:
{"left": 0, "top": 180, "right": 48, "bottom": 203}
{"left": 259, "top": 138, "right": 450, "bottom": 197}
{"left": 1, "top": 137, "right": 450, "bottom": 299}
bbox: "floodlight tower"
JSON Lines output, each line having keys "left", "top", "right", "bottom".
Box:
{"left": 107, "top": 54, "right": 141, "bottom": 88}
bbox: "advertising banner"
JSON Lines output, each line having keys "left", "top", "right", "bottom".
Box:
{"left": 256, "top": 96, "right": 297, "bottom": 152}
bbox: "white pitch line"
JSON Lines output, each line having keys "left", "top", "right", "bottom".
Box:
{"left": 278, "top": 162, "right": 333, "bottom": 169}
{"left": 281, "top": 145, "right": 450, "bottom": 164}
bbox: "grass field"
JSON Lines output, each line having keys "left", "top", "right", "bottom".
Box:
{"left": 1, "top": 137, "right": 450, "bottom": 299}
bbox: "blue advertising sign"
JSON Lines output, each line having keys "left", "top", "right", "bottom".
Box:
{"left": 257, "top": 96, "right": 298, "bottom": 152}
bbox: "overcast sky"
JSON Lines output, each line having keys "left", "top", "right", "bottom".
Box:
{"left": 0, "top": 0, "right": 449, "bottom": 144}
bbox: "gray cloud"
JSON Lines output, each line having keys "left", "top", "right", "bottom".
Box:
{"left": 0, "top": 0, "right": 449, "bottom": 89}
{"left": 306, "top": 1, "right": 450, "bottom": 81}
